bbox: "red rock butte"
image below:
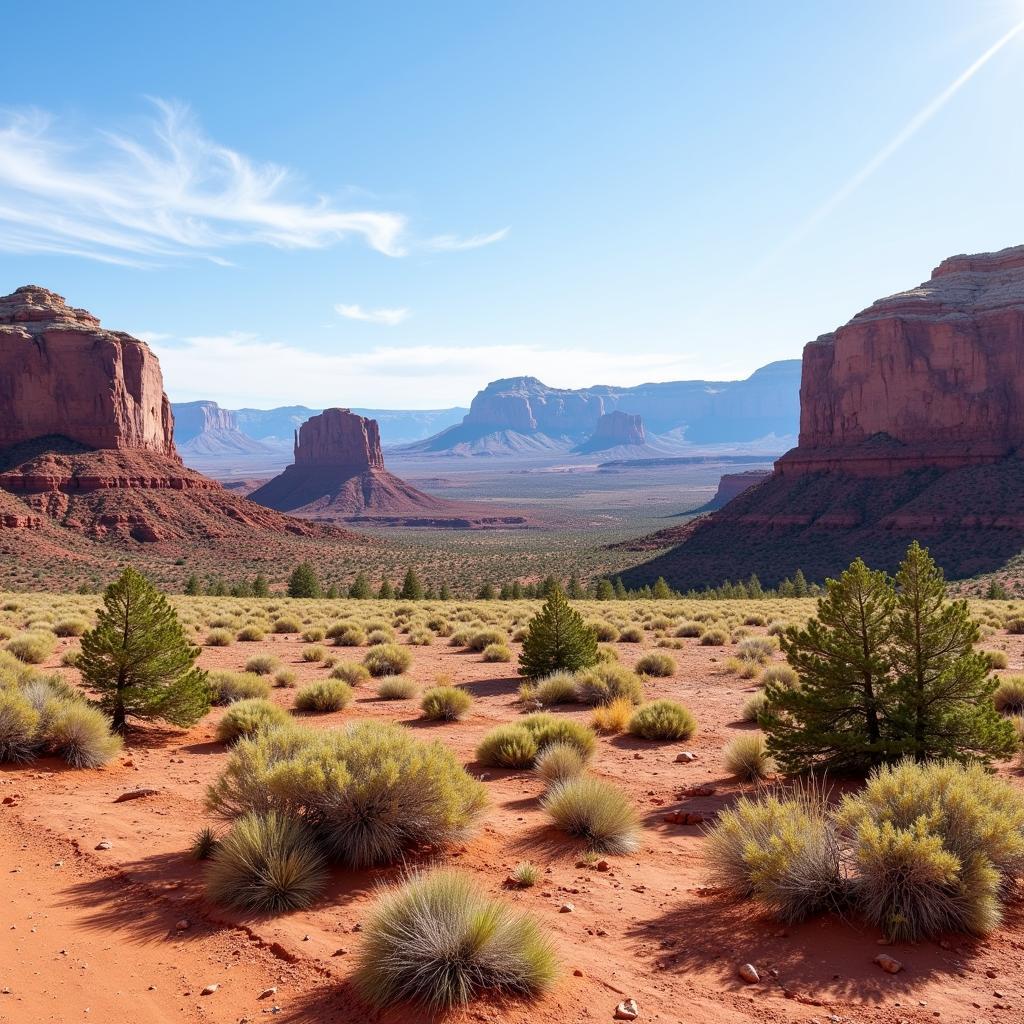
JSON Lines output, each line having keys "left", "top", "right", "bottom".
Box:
{"left": 621, "top": 244, "right": 1024, "bottom": 587}
{"left": 292, "top": 407, "right": 385, "bottom": 469}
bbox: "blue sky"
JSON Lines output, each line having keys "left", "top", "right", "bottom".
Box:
{"left": 1, "top": 1, "right": 1023, "bottom": 407}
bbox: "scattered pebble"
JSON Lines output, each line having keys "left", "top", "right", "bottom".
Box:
{"left": 614, "top": 998, "right": 639, "bottom": 1020}
{"left": 114, "top": 788, "right": 159, "bottom": 803}
{"left": 94, "top": 841, "right": 112, "bottom": 851}
{"left": 675, "top": 751, "right": 697, "bottom": 763}
{"left": 874, "top": 954, "right": 904, "bottom": 974}
{"left": 738, "top": 963, "right": 760, "bottom": 984}
{"left": 559, "top": 902, "right": 575, "bottom": 913}
{"left": 258, "top": 987, "right": 277, "bottom": 998}
{"left": 200, "top": 983, "right": 219, "bottom": 995}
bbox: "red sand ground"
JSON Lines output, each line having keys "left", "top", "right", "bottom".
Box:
{"left": 2, "top": 629, "right": 1023, "bottom": 1024}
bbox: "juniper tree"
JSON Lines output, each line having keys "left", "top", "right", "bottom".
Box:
{"left": 349, "top": 572, "right": 372, "bottom": 599}
{"left": 183, "top": 573, "right": 202, "bottom": 596}
{"left": 79, "top": 567, "right": 210, "bottom": 733}
{"left": 761, "top": 558, "right": 897, "bottom": 772}
{"left": 888, "top": 542, "right": 1016, "bottom": 763}
{"left": 378, "top": 580, "right": 395, "bottom": 600}
{"left": 519, "top": 586, "right": 599, "bottom": 679}
{"left": 399, "top": 568, "right": 425, "bottom": 600}
{"left": 288, "top": 562, "right": 321, "bottom": 598}
{"left": 251, "top": 573, "right": 270, "bottom": 598}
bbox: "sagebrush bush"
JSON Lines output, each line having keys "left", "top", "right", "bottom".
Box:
{"left": 993, "top": 676, "right": 1024, "bottom": 714}
{"left": 482, "top": 642, "right": 512, "bottom": 663}
{"left": 295, "top": 679, "right": 353, "bottom": 713}
{"left": 205, "top": 628, "right": 234, "bottom": 647}
{"left": 363, "top": 644, "right": 412, "bottom": 677}
{"left": 724, "top": 732, "right": 775, "bottom": 781}
{"left": 591, "top": 696, "right": 633, "bottom": 734}
{"left": 699, "top": 627, "right": 728, "bottom": 646}
{"left": 628, "top": 700, "right": 696, "bottom": 741}
{"left": 521, "top": 712, "right": 596, "bottom": 760}
{"left": 574, "top": 664, "right": 644, "bottom": 706}
{"left": 476, "top": 724, "right": 538, "bottom": 768}
{"left": 207, "top": 721, "right": 487, "bottom": 867}
{"left": 330, "top": 661, "right": 371, "bottom": 685}
{"left": 237, "top": 625, "right": 265, "bottom": 642}
{"left": 244, "top": 654, "right": 281, "bottom": 676}
{"left": 205, "top": 810, "right": 327, "bottom": 913}
{"left": 377, "top": 675, "right": 417, "bottom": 699}
{"left": 354, "top": 869, "right": 557, "bottom": 1010}
{"left": 542, "top": 776, "right": 639, "bottom": 854}
{"left": 215, "top": 698, "right": 290, "bottom": 743}
{"left": 533, "top": 671, "right": 579, "bottom": 706}
{"left": 635, "top": 652, "right": 676, "bottom": 677}
{"left": 45, "top": 701, "right": 123, "bottom": 768}
{"left": 209, "top": 670, "right": 271, "bottom": 705}
{"left": 7, "top": 631, "right": 56, "bottom": 664}
{"left": 420, "top": 685, "right": 473, "bottom": 721}
{"left": 535, "top": 742, "right": 587, "bottom": 786}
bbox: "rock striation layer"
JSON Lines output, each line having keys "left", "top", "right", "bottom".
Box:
{"left": 292, "top": 408, "right": 385, "bottom": 469}
{"left": 621, "top": 245, "right": 1024, "bottom": 587}
{"left": 577, "top": 412, "right": 646, "bottom": 453}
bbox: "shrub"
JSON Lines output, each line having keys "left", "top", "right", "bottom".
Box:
{"left": 45, "top": 701, "right": 123, "bottom": 768}
{"left": 272, "top": 616, "right": 301, "bottom": 634}
{"left": 274, "top": 668, "right": 297, "bottom": 688}
{"left": 330, "top": 661, "right": 370, "bottom": 685}
{"left": 0, "top": 689, "right": 40, "bottom": 762}
{"left": 699, "top": 628, "right": 728, "bottom": 646}
{"left": 302, "top": 627, "right": 326, "bottom": 643}
{"left": 420, "top": 685, "right": 473, "bottom": 722}
{"left": 635, "top": 652, "right": 675, "bottom": 677}
{"left": 737, "top": 637, "right": 776, "bottom": 663}
{"left": 574, "top": 664, "right": 644, "bottom": 706}
{"left": 295, "top": 680, "right": 353, "bottom": 713}
{"left": 1006, "top": 617, "right": 1024, "bottom": 634}
{"left": 766, "top": 620, "right": 790, "bottom": 636}
{"left": 744, "top": 614, "right": 767, "bottom": 627}
{"left": 510, "top": 860, "right": 539, "bottom": 887}
{"left": 7, "top": 632, "right": 56, "bottom": 664}
{"left": 724, "top": 733, "right": 775, "bottom": 781}
{"left": 244, "top": 654, "right": 281, "bottom": 676}
{"left": 237, "top": 624, "right": 265, "bottom": 642}
{"left": 209, "top": 671, "right": 270, "bottom": 705}
{"left": 363, "top": 644, "right": 412, "bottom": 677}
{"left": 741, "top": 690, "right": 768, "bottom": 723}
{"left": 377, "top": 675, "right": 417, "bottom": 700}
{"left": 985, "top": 650, "right": 1009, "bottom": 670}
{"left": 837, "top": 759, "right": 1024, "bottom": 940}
{"left": 207, "top": 722, "right": 487, "bottom": 868}
{"left": 215, "top": 698, "right": 290, "bottom": 743}
{"left": 408, "top": 628, "right": 434, "bottom": 646}
{"left": 591, "top": 696, "right": 633, "bottom": 734}
{"left": 618, "top": 625, "right": 643, "bottom": 643}
{"left": 354, "top": 869, "right": 557, "bottom": 1010}
{"left": 519, "top": 588, "right": 598, "bottom": 679}
{"left": 596, "top": 644, "right": 619, "bottom": 663}
{"left": 535, "top": 742, "right": 587, "bottom": 786}
{"left": 53, "top": 618, "right": 90, "bottom": 638}
{"left": 190, "top": 826, "right": 220, "bottom": 860}
{"left": 533, "top": 671, "right": 579, "bottom": 706}
{"left": 476, "top": 724, "right": 538, "bottom": 768}
{"left": 301, "top": 645, "right": 327, "bottom": 663}
{"left": 367, "top": 628, "right": 394, "bottom": 646}
{"left": 482, "top": 642, "right": 512, "bottom": 663}
{"left": 542, "top": 777, "right": 639, "bottom": 854}
{"left": 993, "top": 676, "right": 1024, "bottom": 714}
{"left": 521, "top": 713, "right": 596, "bottom": 760}
{"left": 205, "top": 628, "right": 234, "bottom": 647}
{"left": 205, "top": 810, "right": 327, "bottom": 913}
{"left": 331, "top": 624, "right": 367, "bottom": 647}
{"left": 468, "top": 627, "right": 507, "bottom": 652}
{"left": 674, "top": 621, "right": 702, "bottom": 638}
{"left": 628, "top": 700, "right": 696, "bottom": 741}
{"left": 759, "top": 664, "right": 798, "bottom": 689}
{"left": 589, "top": 620, "right": 619, "bottom": 642}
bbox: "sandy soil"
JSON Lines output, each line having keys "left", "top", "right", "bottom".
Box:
{"left": 2, "top": 629, "right": 1023, "bottom": 1024}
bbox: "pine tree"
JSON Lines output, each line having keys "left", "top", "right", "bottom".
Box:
{"left": 288, "top": 562, "right": 321, "bottom": 598}
{"left": 439, "top": 582, "right": 452, "bottom": 600}
{"left": 209, "top": 577, "right": 228, "bottom": 597}
{"left": 792, "top": 569, "right": 809, "bottom": 598}
{"left": 567, "top": 575, "right": 585, "bottom": 599}
{"left": 519, "top": 586, "right": 599, "bottom": 679}
{"left": 325, "top": 584, "right": 339, "bottom": 599}
{"left": 251, "top": 573, "right": 270, "bottom": 598}
{"left": 511, "top": 581, "right": 523, "bottom": 599}
{"left": 595, "top": 579, "right": 615, "bottom": 601}
{"left": 348, "top": 572, "right": 372, "bottom": 599}
{"left": 888, "top": 542, "right": 1016, "bottom": 763}
{"left": 761, "top": 558, "right": 897, "bottom": 772}
{"left": 79, "top": 567, "right": 210, "bottom": 733}
{"left": 477, "top": 582, "right": 496, "bottom": 600}
{"left": 613, "top": 577, "right": 627, "bottom": 599}
{"left": 399, "top": 568, "right": 425, "bottom": 600}
{"left": 183, "top": 573, "right": 201, "bottom": 596}
{"left": 652, "top": 577, "right": 672, "bottom": 599}
{"left": 378, "top": 579, "right": 395, "bottom": 600}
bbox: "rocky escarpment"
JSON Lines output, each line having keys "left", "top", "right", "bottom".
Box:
{"left": 292, "top": 408, "right": 385, "bottom": 469}
{"left": 576, "top": 412, "right": 646, "bottom": 453}
{"left": 703, "top": 469, "right": 771, "bottom": 510}
{"left": 0, "top": 286, "right": 175, "bottom": 455}
{"left": 173, "top": 400, "right": 274, "bottom": 458}
{"left": 621, "top": 245, "right": 1024, "bottom": 588}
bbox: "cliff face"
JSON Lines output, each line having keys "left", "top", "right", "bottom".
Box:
{"left": 621, "top": 245, "right": 1024, "bottom": 588}
{"left": 293, "top": 409, "right": 385, "bottom": 469}
{"left": 173, "top": 401, "right": 239, "bottom": 443}
{"left": 576, "top": 411, "right": 646, "bottom": 453}
{"left": 0, "top": 286, "right": 176, "bottom": 457}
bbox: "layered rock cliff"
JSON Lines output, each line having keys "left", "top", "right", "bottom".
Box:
{"left": 292, "top": 408, "right": 385, "bottom": 469}
{"left": 621, "top": 245, "right": 1024, "bottom": 588}
{"left": 577, "top": 412, "right": 646, "bottom": 453}
{"left": 0, "top": 286, "right": 176, "bottom": 456}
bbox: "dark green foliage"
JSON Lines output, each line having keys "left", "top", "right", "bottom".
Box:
{"left": 348, "top": 572, "right": 372, "bottom": 599}
{"left": 184, "top": 573, "right": 202, "bottom": 596}
{"left": 519, "top": 587, "right": 599, "bottom": 680}
{"left": 251, "top": 573, "right": 270, "bottom": 598}
{"left": 79, "top": 567, "right": 210, "bottom": 733}
{"left": 287, "top": 562, "right": 321, "bottom": 598}
{"left": 399, "top": 568, "right": 425, "bottom": 600}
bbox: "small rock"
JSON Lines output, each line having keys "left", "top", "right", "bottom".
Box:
{"left": 596, "top": 860, "right": 610, "bottom": 872}
{"left": 675, "top": 751, "right": 697, "bottom": 763}
{"left": 559, "top": 902, "right": 575, "bottom": 913}
{"left": 874, "top": 954, "right": 904, "bottom": 974}
{"left": 614, "top": 998, "right": 639, "bottom": 1020}
{"left": 94, "top": 841, "right": 112, "bottom": 851}
{"left": 175, "top": 919, "right": 191, "bottom": 931}
{"left": 114, "top": 788, "right": 159, "bottom": 803}
{"left": 200, "top": 983, "right": 219, "bottom": 995}
{"left": 573, "top": 969, "right": 584, "bottom": 977}
{"left": 738, "top": 963, "right": 760, "bottom": 984}
{"left": 331, "top": 948, "right": 347, "bottom": 957}
{"left": 259, "top": 987, "right": 277, "bottom": 999}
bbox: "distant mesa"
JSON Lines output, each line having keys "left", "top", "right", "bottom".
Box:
{"left": 248, "top": 408, "right": 528, "bottom": 529}
{"left": 699, "top": 469, "right": 771, "bottom": 511}
{"left": 621, "top": 244, "right": 1024, "bottom": 588}
{"left": 174, "top": 400, "right": 275, "bottom": 458}
{"left": 576, "top": 411, "right": 646, "bottom": 453}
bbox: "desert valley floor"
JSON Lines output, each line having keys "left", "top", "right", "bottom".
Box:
{"left": 2, "top": 595, "right": 1022, "bottom": 1024}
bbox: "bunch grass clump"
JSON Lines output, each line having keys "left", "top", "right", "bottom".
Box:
{"left": 535, "top": 742, "right": 587, "bottom": 786}
{"left": 476, "top": 724, "right": 538, "bottom": 769}
{"left": 993, "top": 676, "right": 1024, "bottom": 714}
{"left": 294, "top": 679, "right": 353, "bottom": 713}
{"left": 215, "top": 698, "right": 290, "bottom": 743}
{"left": 724, "top": 732, "right": 775, "bottom": 781}
{"left": 635, "top": 652, "right": 676, "bottom": 677}
{"left": 363, "top": 643, "right": 412, "bottom": 677}
{"left": 377, "top": 675, "right": 417, "bottom": 700}
{"left": 420, "top": 685, "right": 473, "bottom": 721}
{"left": 542, "top": 776, "right": 640, "bottom": 854}
{"left": 244, "top": 654, "right": 281, "bottom": 676}
{"left": 591, "top": 696, "right": 633, "bottom": 734}
{"left": 209, "top": 670, "right": 271, "bottom": 705}
{"left": 330, "top": 661, "right": 371, "bottom": 685}
{"left": 574, "top": 664, "right": 644, "bottom": 706}
{"left": 627, "top": 699, "right": 696, "bottom": 741}
{"left": 533, "top": 671, "right": 579, "bottom": 706}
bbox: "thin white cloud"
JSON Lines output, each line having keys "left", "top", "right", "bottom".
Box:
{"left": 0, "top": 99, "right": 408, "bottom": 265}
{"left": 152, "top": 332, "right": 702, "bottom": 409}
{"left": 334, "top": 303, "right": 410, "bottom": 326}
{"left": 420, "top": 227, "right": 510, "bottom": 252}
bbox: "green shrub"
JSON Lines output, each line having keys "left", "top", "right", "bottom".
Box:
{"left": 521, "top": 713, "right": 596, "bottom": 760}
{"left": 377, "top": 675, "right": 417, "bottom": 700}
{"left": 207, "top": 721, "right": 487, "bottom": 868}
{"left": 205, "top": 810, "right": 327, "bottom": 913}
{"left": 53, "top": 618, "right": 90, "bottom": 638}
{"left": 302, "top": 627, "right": 326, "bottom": 643}
{"left": 330, "top": 661, "right": 371, "bottom": 685}
{"left": 542, "top": 776, "right": 639, "bottom": 854}
{"left": 301, "top": 645, "right": 327, "bottom": 663}
{"left": 482, "top": 642, "right": 512, "bottom": 663}
{"left": 535, "top": 742, "right": 587, "bottom": 786}
{"left": 272, "top": 616, "right": 302, "bottom": 634}
{"left": 209, "top": 670, "right": 271, "bottom": 705}
{"left": 985, "top": 650, "right": 1009, "bottom": 670}
{"left": 510, "top": 860, "right": 539, "bottom": 887}
{"left": 7, "top": 632, "right": 56, "bottom": 664}
{"left": 420, "top": 685, "right": 473, "bottom": 721}
{"left": 190, "top": 825, "right": 220, "bottom": 860}
{"left": 993, "top": 676, "right": 1024, "bottom": 714}
{"left": 45, "top": 701, "right": 123, "bottom": 768}
{"left": 215, "top": 698, "right": 290, "bottom": 743}
{"left": 476, "top": 724, "right": 538, "bottom": 768}
{"left": 205, "top": 628, "right": 234, "bottom": 647}
{"left": 468, "top": 627, "right": 507, "bottom": 652}
{"left": 724, "top": 733, "right": 775, "bottom": 781}
{"left": 236, "top": 624, "right": 265, "bottom": 642}
{"left": 635, "top": 652, "right": 675, "bottom": 677}
{"left": 519, "top": 588, "right": 598, "bottom": 678}
{"left": 533, "top": 671, "right": 579, "bottom": 706}
{"left": 354, "top": 869, "right": 557, "bottom": 1010}
{"left": 331, "top": 624, "right": 367, "bottom": 647}
{"left": 363, "top": 644, "right": 412, "bottom": 677}
{"left": 0, "top": 689, "right": 40, "bottom": 762}
{"left": 244, "top": 654, "right": 281, "bottom": 676}
{"left": 737, "top": 636, "right": 776, "bottom": 663}
{"left": 628, "top": 700, "right": 696, "bottom": 741}
{"left": 574, "top": 664, "right": 644, "bottom": 706}
{"left": 699, "top": 628, "right": 729, "bottom": 646}
{"left": 274, "top": 668, "right": 297, "bottom": 688}
{"left": 295, "top": 680, "right": 353, "bottom": 713}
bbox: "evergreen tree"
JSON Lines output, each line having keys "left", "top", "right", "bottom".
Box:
{"left": 792, "top": 569, "right": 809, "bottom": 598}
{"left": 325, "top": 584, "right": 339, "bottom": 599}
{"left": 613, "top": 577, "right": 628, "bottom": 599}
{"left": 183, "top": 573, "right": 202, "bottom": 596}
{"left": 986, "top": 579, "right": 1009, "bottom": 600}
{"left": 762, "top": 558, "right": 897, "bottom": 772}
{"left": 652, "top": 576, "right": 672, "bottom": 599}
{"left": 348, "top": 572, "right": 372, "bottom": 599}
{"left": 251, "top": 573, "right": 270, "bottom": 598}
{"left": 567, "top": 574, "right": 585, "bottom": 599}
{"left": 424, "top": 585, "right": 437, "bottom": 600}
{"left": 378, "top": 579, "right": 395, "bottom": 600}
{"left": 595, "top": 579, "right": 615, "bottom": 601}
{"left": 439, "top": 582, "right": 452, "bottom": 600}
{"left": 499, "top": 583, "right": 513, "bottom": 600}
{"left": 888, "top": 542, "right": 1016, "bottom": 763}
{"left": 519, "top": 586, "right": 599, "bottom": 679}
{"left": 209, "top": 577, "right": 228, "bottom": 597}
{"left": 539, "top": 575, "right": 560, "bottom": 598}
{"left": 79, "top": 567, "right": 210, "bottom": 733}
{"left": 511, "top": 581, "right": 524, "bottom": 599}
{"left": 477, "top": 582, "right": 497, "bottom": 600}
{"left": 747, "top": 574, "right": 764, "bottom": 598}
{"left": 399, "top": 568, "right": 425, "bottom": 600}
{"left": 288, "top": 561, "right": 321, "bottom": 598}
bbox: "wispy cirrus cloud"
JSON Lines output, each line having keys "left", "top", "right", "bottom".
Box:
{"left": 420, "top": 227, "right": 510, "bottom": 252}
{"left": 0, "top": 99, "right": 506, "bottom": 267}
{"left": 334, "top": 303, "right": 410, "bottom": 326}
